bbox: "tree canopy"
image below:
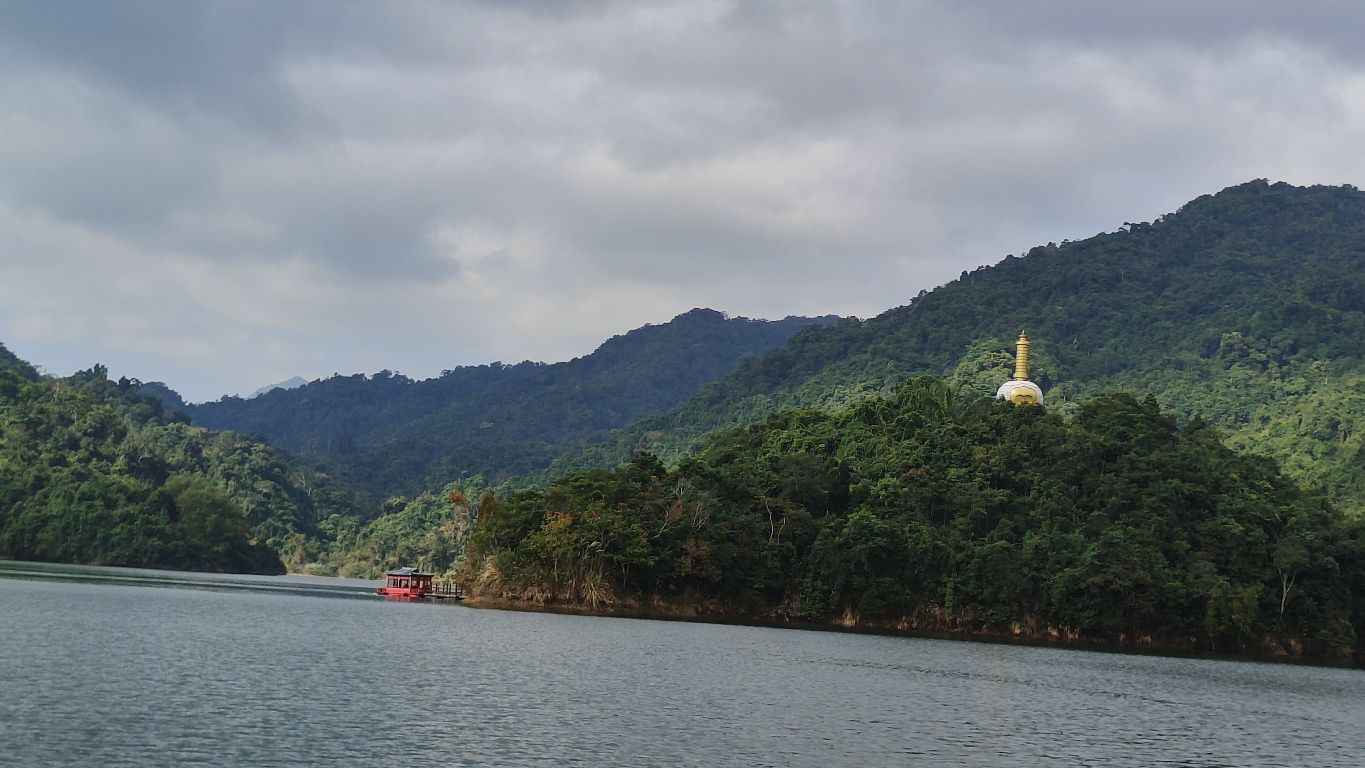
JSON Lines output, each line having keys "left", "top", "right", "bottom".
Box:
{"left": 0, "top": 353, "right": 359, "bottom": 573}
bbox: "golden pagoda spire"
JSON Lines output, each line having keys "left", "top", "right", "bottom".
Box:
{"left": 997, "top": 331, "right": 1042, "bottom": 405}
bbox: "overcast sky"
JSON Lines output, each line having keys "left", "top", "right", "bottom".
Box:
{"left": 3, "top": 1, "right": 1364, "bottom": 402}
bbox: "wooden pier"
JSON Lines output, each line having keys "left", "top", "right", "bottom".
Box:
{"left": 431, "top": 581, "right": 465, "bottom": 600}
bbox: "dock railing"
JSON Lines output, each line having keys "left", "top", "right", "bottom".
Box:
{"left": 433, "top": 581, "right": 463, "bottom": 599}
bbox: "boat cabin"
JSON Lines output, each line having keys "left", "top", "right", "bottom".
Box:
{"left": 377, "top": 567, "right": 434, "bottom": 598}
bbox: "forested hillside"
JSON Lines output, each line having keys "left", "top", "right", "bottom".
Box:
{"left": 0, "top": 344, "right": 359, "bottom": 573}
{"left": 571, "top": 181, "right": 1365, "bottom": 512}
{"left": 464, "top": 378, "right": 1365, "bottom": 658}
{"left": 184, "top": 309, "right": 835, "bottom": 500}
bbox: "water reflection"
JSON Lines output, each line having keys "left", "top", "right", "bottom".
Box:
{"left": 0, "top": 559, "right": 378, "bottom": 600}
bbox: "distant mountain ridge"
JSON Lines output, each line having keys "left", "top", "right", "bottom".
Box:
{"left": 565, "top": 180, "right": 1365, "bottom": 512}
{"left": 183, "top": 309, "right": 838, "bottom": 499}
{"left": 250, "top": 376, "right": 309, "bottom": 399}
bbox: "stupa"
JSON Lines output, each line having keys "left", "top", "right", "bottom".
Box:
{"left": 996, "top": 331, "right": 1043, "bottom": 405}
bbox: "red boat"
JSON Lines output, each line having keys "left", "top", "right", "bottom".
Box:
{"left": 377, "top": 567, "right": 434, "bottom": 598}
{"left": 376, "top": 567, "right": 464, "bottom": 600}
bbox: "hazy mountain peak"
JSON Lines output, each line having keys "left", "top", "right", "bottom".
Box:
{"left": 249, "top": 376, "right": 310, "bottom": 399}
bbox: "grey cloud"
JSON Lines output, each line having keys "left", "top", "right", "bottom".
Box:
{"left": 0, "top": 1, "right": 323, "bottom": 138}
{"left": 2, "top": 1, "right": 1364, "bottom": 400}
{"left": 952, "top": 1, "right": 1365, "bottom": 64}
{"left": 0, "top": 80, "right": 215, "bottom": 237}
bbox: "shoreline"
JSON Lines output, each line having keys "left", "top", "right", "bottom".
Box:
{"left": 460, "top": 594, "right": 1364, "bottom": 668}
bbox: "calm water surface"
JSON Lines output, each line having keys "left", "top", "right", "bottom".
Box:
{"left": 1, "top": 560, "right": 1361, "bottom": 767}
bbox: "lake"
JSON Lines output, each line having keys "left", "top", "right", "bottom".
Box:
{"left": 1, "top": 560, "right": 1361, "bottom": 767}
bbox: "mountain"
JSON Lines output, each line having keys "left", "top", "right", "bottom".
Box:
{"left": 0, "top": 350, "right": 361, "bottom": 573}
{"left": 249, "top": 376, "right": 309, "bottom": 399}
{"left": 184, "top": 309, "right": 837, "bottom": 500}
{"left": 568, "top": 181, "right": 1365, "bottom": 513}
{"left": 136, "top": 381, "right": 187, "bottom": 412}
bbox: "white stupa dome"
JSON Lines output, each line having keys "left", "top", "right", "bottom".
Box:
{"left": 996, "top": 379, "right": 1043, "bottom": 405}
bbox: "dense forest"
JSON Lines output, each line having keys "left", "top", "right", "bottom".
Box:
{"left": 459, "top": 378, "right": 1365, "bottom": 657}
{"left": 182, "top": 309, "right": 835, "bottom": 501}
{"left": 563, "top": 181, "right": 1365, "bottom": 514}
{"left": 0, "top": 342, "right": 359, "bottom": 573}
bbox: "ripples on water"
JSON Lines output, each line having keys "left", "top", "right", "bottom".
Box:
{"left": 1, "top": 561, "right": 1361, "bottom": 767}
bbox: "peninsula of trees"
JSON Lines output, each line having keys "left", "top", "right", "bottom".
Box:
{"left": 457, "top": 378, "right": 1364, "bottom": 657}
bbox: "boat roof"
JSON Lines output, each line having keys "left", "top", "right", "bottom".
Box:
{"left": 384, "top": 567, "right": 434, "bottom": 577}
